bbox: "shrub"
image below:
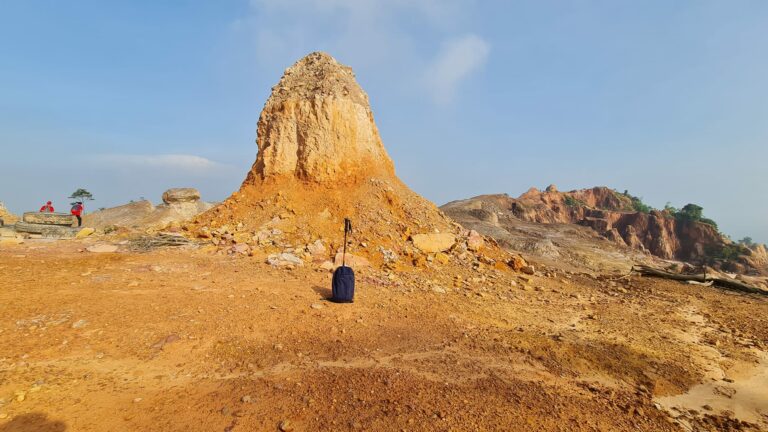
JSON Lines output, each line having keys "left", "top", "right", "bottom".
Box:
{"left": 564, "top": 195, "right": 585, "bottom": 207}
{"left": 621, "top": 190, "right": 653, "bottom": 213}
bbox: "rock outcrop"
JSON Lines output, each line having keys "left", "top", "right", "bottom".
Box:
{"left": 85, "top": 188, "right": 213, "bottom": 230}
{"left": 0, "top": 202, "right": 19, "bottom": 226}
{"left": 442, "top": 187, "right": 766, "bottom": 275}
{"left": 245, "top": 52, "right": 394, "bottom": 184}
{"left": 22, "top": 212, "right": 75, "bottom": 226}
{"left": 192, "top": 52, "right": 509, "bottom": 268}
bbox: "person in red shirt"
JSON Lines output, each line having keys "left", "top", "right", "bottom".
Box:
{"left": 39, "top": 201, "right": 55, "bottom": 212}
{"left": 71, "top": 202, "right": 84, "bottom": 227}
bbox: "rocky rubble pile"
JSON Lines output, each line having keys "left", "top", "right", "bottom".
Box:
{"left": 190, "top": 52, "right": 519, "bottom": 273}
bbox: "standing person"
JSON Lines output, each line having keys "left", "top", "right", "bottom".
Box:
{"left": 39, "top": 201, "right": 55, "bottom": 212}
{"left": 71, "top": 201, "right": 84, "bottom": 227}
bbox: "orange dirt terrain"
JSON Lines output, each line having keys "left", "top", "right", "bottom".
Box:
{"left": 1, "top": 240, "right": 767, "bottom": 431}
{"left": 2, "top": 52, "right": 767, "bottom": 432}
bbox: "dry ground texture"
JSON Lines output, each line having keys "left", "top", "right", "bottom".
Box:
{"left": 1, "top": 240, "right": 767, "bottom": 432}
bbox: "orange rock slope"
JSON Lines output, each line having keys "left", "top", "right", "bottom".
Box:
{"left": 444, "top": 186, "right": 766, "bottom": 274}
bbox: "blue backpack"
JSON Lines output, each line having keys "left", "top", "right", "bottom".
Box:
{"left": 331, "top": 218, "right": 355, "bottom": 303}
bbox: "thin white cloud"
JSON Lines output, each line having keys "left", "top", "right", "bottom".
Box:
{"left": 425, "top": 34, "right": 490, "bottom": 104}
{"left": 233, "top": 0, "right": 485, "bottom": 105}
{"left": 90, "top": 154, "right": 225, "bottom": 173}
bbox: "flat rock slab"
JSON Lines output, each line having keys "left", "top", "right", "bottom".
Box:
{"left": 23, "top": 212, "right": 74, "bottom": 226}
{"left": 411, "top": 233, "right": 456, "bottom": 253}
{"left": 0, "top": 226, "right": 18, "bottom": 238}
{"left": 15, "top": 222, "right": 78, "bottom": 238}
{"left": 86, "top": 244, "right": 119, "bottom": 253}
{"left": 0, "top": 238, "right": 24, "bottom": 246}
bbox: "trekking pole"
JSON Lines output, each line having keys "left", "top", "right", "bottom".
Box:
{"left": 342, "top": 218, "right": 351, "bottom": 267}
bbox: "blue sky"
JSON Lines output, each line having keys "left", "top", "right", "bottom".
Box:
{"left": 1, "top": 1, "right": 767, "bottom": 243}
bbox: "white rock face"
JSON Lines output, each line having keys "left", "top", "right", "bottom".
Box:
{"left": 246, "top": 52, "right": 395, "bottom": 184}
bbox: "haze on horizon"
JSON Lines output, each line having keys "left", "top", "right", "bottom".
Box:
{"left": 1, "top": 1, "right": 766, "bottom": 244}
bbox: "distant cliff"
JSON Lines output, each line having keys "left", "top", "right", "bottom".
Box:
{"left": 442, "top": 185, "right": 767, "bottom": 275}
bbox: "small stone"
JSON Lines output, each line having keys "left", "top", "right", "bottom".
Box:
{"left": 307, "top": 239, "right": 326, "bottom": 256}
{"left": 266, "top": 253, "right": 303, "bottom": 267}
{"left": 434, "top": 252, "right": 450, "bottom": 265}
{"left": 232, "top": 243, "right": 250, "bottom": 255}
{"left": 432, "top": 286, "right": 447, "bottom": 294}
{"left": 310, "top": 303, "right": 323, "bottom": 310}
{"left": 133, "top": 397, "right": 142, "bottom": 403}
{"left": 0, "top": 413, "right": 7, "bottom": 419}
{"left": 278, "top": 420, "right": 294, "bottom": 431}
{"left": 127, "top": 281, "right": 139, "bottom": 287}
{"left": 71, "top": 319, "right": 88, "bottom": 329}
{"left": 241, "top": 395, "right": 253, "bottom": 403}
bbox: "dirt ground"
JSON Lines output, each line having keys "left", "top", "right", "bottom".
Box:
{"left": 1, "top": 240, "right": 766, "bottom": 431}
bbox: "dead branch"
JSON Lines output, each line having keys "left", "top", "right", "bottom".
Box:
{"left": 632, "top": 264, "right": 766, "bottom": 296}
{"left": 128, "top": 233, "right": 196, "bottom": 252}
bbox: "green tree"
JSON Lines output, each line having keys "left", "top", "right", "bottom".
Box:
{"left": 739, "top": 237, "right": 755, "bottom": 248}
{"left": 677, "top": 203, "right": 703, "bottom": 221}
{"left": 69, "top": 188, "right": 94, "bottom": 202}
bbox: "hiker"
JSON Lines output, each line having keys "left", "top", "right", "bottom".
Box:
{"left": 39, "top": 201, "right": 55, "bottom": 212}
{"left": 71, "top": 201, "right": 84, "bottom": 227}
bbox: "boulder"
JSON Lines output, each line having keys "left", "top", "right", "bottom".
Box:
{"left": 162, "top": 188, "right": 201, "bottom": 204}
{"left": 507, "top": 255, "right": 527, "bottom": 271}
{"left": 22, "top": 212, "right": 74, "bottom": 226}
{"left": 411, "top": 233, "right": 456, "bottom": 253}
{"left": 307, "top": 239, "right": 327, "bottom": 257}
{"left": 75, "top": 227, "right": 95, "bottom": 238}
{"left": 466, "top": 230, "right": 485, "bottom": 252}
{"left": 521, "top": 265, "right": 536, "bottom": 275}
